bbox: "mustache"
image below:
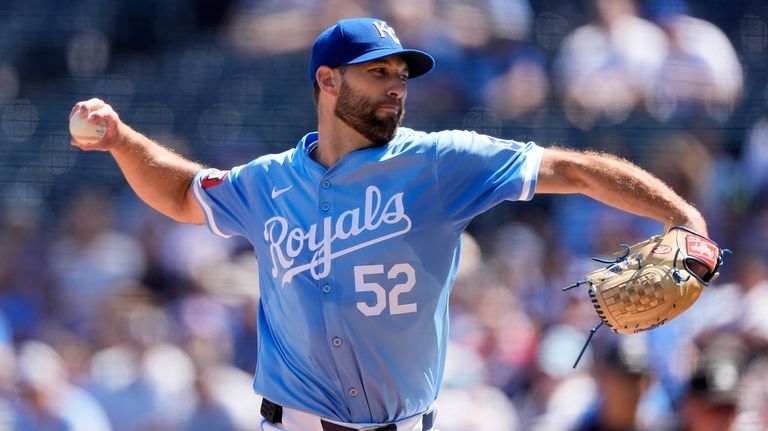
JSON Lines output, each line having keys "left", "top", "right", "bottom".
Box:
{"left": 376, "top": 97, "right": 403, "bottom": 109}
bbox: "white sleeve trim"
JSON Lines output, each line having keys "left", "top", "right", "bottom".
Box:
{"left": 518, "top": 144, "right": 543, "bottom": 201}
{"left": 192, "top": 176, "right": 233, "bottom": 239}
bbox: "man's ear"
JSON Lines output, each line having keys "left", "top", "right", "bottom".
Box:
{"left": 316, "top": 66, "right": 338, "bottom": 96}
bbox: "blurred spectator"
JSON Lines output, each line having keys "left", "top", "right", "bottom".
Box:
{"left": 89, "top": 341, "right": 198, "bottom": 430}
{"left": 176, "top": 292, "right": 235, "bottom": 368}
{"left": 742, "top": 117, "right": 768, "bottom": 200}
{"left": 438, "top": 342, "right": 521, "bottom": 430}
{"left": 185, "top": 371, "right": 238, "bottom": 431}
{"left": 382, "top": 0, "right": 441, "bottom": 49}
{"left": 492, "top": 223, "right": 552, "bottom": 323}
{"left": 669, "top": 335, "right": 747, "bottom": 431}
{"left": 450, "top": 229, "right": 544, "bottom": 400}
{"left": 645, "top": 0, "right": 743, "bottom": 124}
{"left": 525, "top": 323, "right": 597, "bottom": 431}
{"left": 643, "top": 132, "right": 713, "bottom": 213}
{"left": 48, "top": 190, "right": 146, "bottom": 331}
{"left": 735, "top": 355, "right": 768, "bottom": 430}
{"left": 85, "top": 284, "right": 190, "bottom": 431}
{"left": 682, "top": 253, "right": 768, "bottom": 349}
{"left": 186, "top": 365, "right": 262, "bottom": 430}
{"left": 155, "top": 222, "right": 239, "bottom": 291}
{"left": 226, "top": 0, "right": 374, "bottom": 58}
{"left": 477, "top": 282, "right": 539, "bottom": 397}
{"left": 230, "top": 296, "right": 260, "bottom": 374}
{"left": 0, "top": 199, "right": 55, "bottom": 341}
{"left": 572, "top": 335, "right": 673, "bottom": 431}
{"left": 14, "top": 340, "right": 112, "bottom": 431}
{"left": 555, "top": 0, "right": 668, "bottom": 129}
{"left": 550, "top": 191, "right": 656, "bottom": 261}
{"left": 407, "top": 0, "right": 548, "bottom": 123}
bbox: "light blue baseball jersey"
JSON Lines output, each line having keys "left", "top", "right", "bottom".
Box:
{"left": 191, "top": 127, "right": 543, "bottom": 423}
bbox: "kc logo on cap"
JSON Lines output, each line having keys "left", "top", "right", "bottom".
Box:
{"left": 308, "top": 17, "right": 435, "bottom": 84}
{"left": 372, "top": 21, "right": 401, "bottom": 45}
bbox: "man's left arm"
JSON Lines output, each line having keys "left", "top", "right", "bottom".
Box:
{"left": 535, "top": 147, "right": 707, "bottom": 235}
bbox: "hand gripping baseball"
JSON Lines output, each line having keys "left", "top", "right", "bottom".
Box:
{"left": 565, "top": 226, "right": 726, "bottom": 367}
{"left": 69, "top": 98, "right": 122, "bottom": 151}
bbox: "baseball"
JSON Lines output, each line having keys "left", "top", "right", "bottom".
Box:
{"left": 69, "top": 114, "right": 106, "bottom": 145}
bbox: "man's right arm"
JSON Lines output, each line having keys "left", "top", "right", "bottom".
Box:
{"left": 70, "top": 98, "right": 205, "bottom": 224}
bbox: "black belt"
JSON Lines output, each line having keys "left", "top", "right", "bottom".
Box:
{"left": 261, "top": 398, "right": 434, "bottom": 431}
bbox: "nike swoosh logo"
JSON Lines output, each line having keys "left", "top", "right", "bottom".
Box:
{"left": 271, "top": 185, "right": 293, "bottom": 199}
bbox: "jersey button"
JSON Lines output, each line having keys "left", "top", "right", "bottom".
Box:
{"left": 348, "top": 388, "right": 358, "bottom": 397}
{"left": 321, "top": 181, "right": 331, "bottom": 189}
{"left": 321, "top": 202, "right": 330, "bottom": 211}
{"left": 332, "top": 337, "right": 342, "bottom": 347}
{"left": 322, "top": 284, "right": 331, "bottom": 294}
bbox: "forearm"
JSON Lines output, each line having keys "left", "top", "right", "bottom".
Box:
{"left": 582, "top": 153, "right": 706, "bottom": 234}
{"left": 538, "top": 148, "right": 707, "bottom": 235}
{"left": 110, "top": 123, "right": 205, "bottom": 224}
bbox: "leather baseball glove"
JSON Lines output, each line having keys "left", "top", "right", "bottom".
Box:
{"left": 573, "top": 226, "right": 724, "bottom": 335}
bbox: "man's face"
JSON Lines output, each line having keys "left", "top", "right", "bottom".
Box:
{"left": 333, "top": 57, "right": 408, "bottom": 146}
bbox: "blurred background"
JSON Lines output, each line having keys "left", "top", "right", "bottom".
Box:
{"left": 1, "top": 0, "right": 767, "bottom": 429}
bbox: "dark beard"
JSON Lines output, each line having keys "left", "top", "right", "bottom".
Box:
{"left": 334, "top": 82, "right": 404, "bottom": 147}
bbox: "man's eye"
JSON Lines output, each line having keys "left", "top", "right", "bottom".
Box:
{"left": 400, "top": 74, "right": 409, "bottom": 81}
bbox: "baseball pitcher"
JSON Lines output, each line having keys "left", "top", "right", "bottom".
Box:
{"left": 69, "top": 18, "right": 716, "bottom": 431}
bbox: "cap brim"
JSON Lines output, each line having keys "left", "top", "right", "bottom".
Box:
{"left": 346, "top": 48, "right": 435, "bottom": 79}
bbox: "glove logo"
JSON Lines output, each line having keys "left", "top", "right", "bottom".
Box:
{"left": 685, "top": 235, "right": 718, "bottom": 270}
{"left": 651, "top": 245, "right": 672, "bottom": 254}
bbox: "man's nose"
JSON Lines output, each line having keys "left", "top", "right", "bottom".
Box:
{"left": 387, "top": 77, "right": 406, "bottom": 99}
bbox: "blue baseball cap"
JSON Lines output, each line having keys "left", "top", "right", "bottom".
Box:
{"left": 309, "top": 18, "right": 435, "bottom": 84}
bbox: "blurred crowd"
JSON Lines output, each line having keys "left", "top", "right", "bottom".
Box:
{"left": 2, "top": 0, "right": 768, "bottom": 429}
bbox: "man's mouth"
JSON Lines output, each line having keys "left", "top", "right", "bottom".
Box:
{"left": 377, "top": 104, "right": 399, "bottom": 114}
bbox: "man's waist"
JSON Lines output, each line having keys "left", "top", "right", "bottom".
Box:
{"left": 260, "top": 397, "right": 436, "bottom": 431}
{"left": 253, "top": 342, "right": 443, "bottom": 421}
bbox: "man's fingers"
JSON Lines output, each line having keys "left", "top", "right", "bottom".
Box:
{"left": 86, "top": 107, "right": 118, "bottom": 140}
{"left": 86, "top": 110, "right": 102, "bottom": 122}
{"left": 69, "top": 98, "right": 106, "bottom": 120}
{"left": 69, "top": 103, "right": 86, "bottom": 120}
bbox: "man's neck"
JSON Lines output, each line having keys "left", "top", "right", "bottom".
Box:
{"left": 314, "top": 116, "right": 374, "bottom": 168}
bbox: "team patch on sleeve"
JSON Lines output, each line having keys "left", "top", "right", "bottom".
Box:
{"left": 201, "top": 170, "right": 229, "bottom": 189}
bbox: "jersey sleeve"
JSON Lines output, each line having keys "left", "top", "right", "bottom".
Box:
{"left": 434, "top": 130, "right": 544, "bottom": 228}
{"left": 191, "top": 166, "right": 255, "bottom": 240}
